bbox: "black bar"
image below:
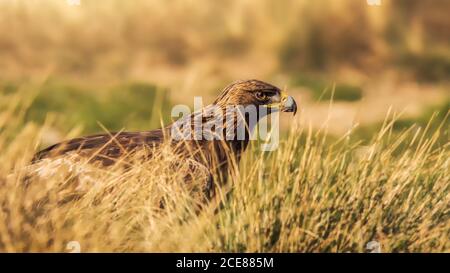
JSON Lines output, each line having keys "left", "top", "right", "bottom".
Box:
{"left": 0, "top": 253, "right": 446, "bottom": 272}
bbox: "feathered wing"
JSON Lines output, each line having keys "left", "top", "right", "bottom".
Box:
{"left": 31, "top": 102, "right": 252, "bottom": 203}
{"left": 33, "top": 129, "right": 167, "bottom": 166}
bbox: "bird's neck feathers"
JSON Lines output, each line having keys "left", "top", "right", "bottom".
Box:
{"left": 169, "top": 103, "right": 268, "bottom": 154}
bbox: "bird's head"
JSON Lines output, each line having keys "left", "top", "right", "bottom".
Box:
{"left": 213, "top": 79, "right": 297, "bottom": 115}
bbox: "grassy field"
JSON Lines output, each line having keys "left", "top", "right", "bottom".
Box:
{"left": 0, "top": 90, "right": 448, "bottom": 252}
{"left": 0, "top": 0, "right": 449, "bottom": 253}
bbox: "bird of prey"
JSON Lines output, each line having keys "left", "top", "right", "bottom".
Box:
{"left": 32, "top": 79, "right": 297, "bottom": 203}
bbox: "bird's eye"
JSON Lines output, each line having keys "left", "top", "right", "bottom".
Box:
{"left": 255, "top": 91, "right": 268, "bottom": 101}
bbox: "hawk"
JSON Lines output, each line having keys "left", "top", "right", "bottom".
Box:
{"left": 32, "top": 79, "right": 297, "bottom": 203}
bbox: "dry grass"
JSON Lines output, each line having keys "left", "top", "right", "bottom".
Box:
{"left": 0, "top": 94, "right": 448, "bottom": 252}
{"left": 0, "top": 0, "right": 449, "bottom": 253}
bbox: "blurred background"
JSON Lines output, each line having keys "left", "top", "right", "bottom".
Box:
{"left": 0, "top": 0, "right": 448, "bottom": 146}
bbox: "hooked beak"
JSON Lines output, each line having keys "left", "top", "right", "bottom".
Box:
{"left": 280, "top": 95, "right": 297, "bottom": 115}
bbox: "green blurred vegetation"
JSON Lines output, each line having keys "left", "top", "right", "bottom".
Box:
{"left": 353, "top": 100, "right": 450, "bottom": 148}
{"left": 1, "top": 81, "right": 172, "bottom": 134}
{"left": 291, "top": 74, "right": 363, "bottom": 101}
{"left": 399, "top": 52, "right": 450, "bottom": 82}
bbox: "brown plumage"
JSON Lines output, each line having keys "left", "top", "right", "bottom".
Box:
{"left": 32, "top": 79, "right": 297, "bottom": 202}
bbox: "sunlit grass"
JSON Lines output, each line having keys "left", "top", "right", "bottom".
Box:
{"left": 0, "top": 93, "right": 448, "bottom": 252}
